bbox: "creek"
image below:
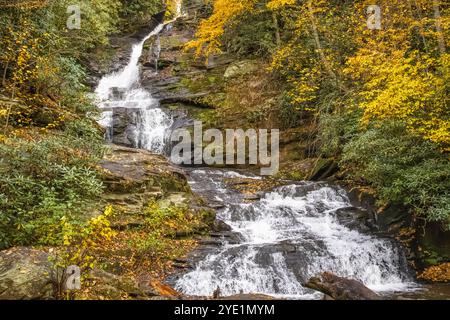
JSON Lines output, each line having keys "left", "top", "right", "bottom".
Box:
{"left": 94, "top": 15, "right": 443, "bottom": 300}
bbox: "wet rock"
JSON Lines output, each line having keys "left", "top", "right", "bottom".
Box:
{"left": 0, "top": 247, "right": 54, "bottom": 300}
{"left": 111, "top": 108, "right": 139, "bottom": 147}
{"left": 110, "top": 87, "right": 126, "bottom": 100}
{"left": 335, "top": 207, "right": 376, "bottom": 233}
{"left": 199, "top": 239, "right": 224, "bottom": 246}
{"left": 304, "top": 272, "right": 380, "bottom": 300}
{"left": 212, "top": 220, "right": 233, "bottom": 232}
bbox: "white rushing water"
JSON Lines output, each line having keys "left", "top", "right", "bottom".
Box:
{"left": 95, "top": 23, "right": 172, "bottom": 153}
{"left": 93, "top": 4, "right": 417, "bottom": 299}
{"left": 175, "top": 169, "right": 417, "bottom": 299}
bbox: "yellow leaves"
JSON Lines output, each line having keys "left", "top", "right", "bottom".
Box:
{"left": 57, "top": 205, "right": 117, "bottom": 273}
{"left": 0, "top": 0, "right": 49, "bottom": 10}
{"left": 346, "top": 2, "right": 450, "bottom": 151}
{"left": 266, "top": 0, "right": 296, "bottom": 11}
{"left": 184, "top": 0, "right": 257, "bottom": 57}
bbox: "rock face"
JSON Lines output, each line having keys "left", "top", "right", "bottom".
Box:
{"left": 304, "top": 272, "right": 380, "bottom": 300}
{"left": 101, "top": 144, "right": 189, "bottom": 194}
{"left": 100, "top": 145, "right": 191, "bottom": 228}
{"left": 85, "top": 13, "right": 165, "bottom": 88}
{"left": 0, "top": 247, "right": 54, "bottom": 300}
{"left": 111, "top": 108, "right": 141, "bottom": 148}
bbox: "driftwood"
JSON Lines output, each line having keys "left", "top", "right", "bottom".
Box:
{"left": 304, "top": 272, "right": 380, "bottom": 300}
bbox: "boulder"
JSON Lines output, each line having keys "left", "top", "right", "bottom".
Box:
{"left": 0, "top": 247, "right": 54, "bottom": 300}
{"left": 111, "top": 108, "right": 139, "bottom": 147}
{"left": 304, "top": 272, "right": 380, "bottom": 300}
{"left": 224, "top": 60, "right": 260, "bottom": 79}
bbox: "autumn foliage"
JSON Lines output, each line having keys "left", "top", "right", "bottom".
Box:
{"left": 187, "top": 0, "right": 450, "bottom": 229}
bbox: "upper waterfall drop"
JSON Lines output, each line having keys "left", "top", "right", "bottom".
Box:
{"left": 95, "top": 22, "right": 173, "bottom": 154}
{"left": 95, "top": 23, "right": 165, "bottom": 101}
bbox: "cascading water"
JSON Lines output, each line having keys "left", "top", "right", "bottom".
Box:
{"left": 95, "top": 23, "right": 172, "bottom": 153}
{"left": 174, "top": 169, "right": 417, "bottom": 299}
{"left": 94, "top": 4, "right": 419, "bottom": 299}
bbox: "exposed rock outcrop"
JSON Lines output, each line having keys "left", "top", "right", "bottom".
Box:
{"left": 100, "top": 144, "right": 191, "bottom": 228}
{"left": 0, "top": 247, "right": 54, "bottom": 300}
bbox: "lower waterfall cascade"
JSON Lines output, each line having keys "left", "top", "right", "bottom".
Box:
{"left": 173, "top": 169, "right": 416, "bottom": 299}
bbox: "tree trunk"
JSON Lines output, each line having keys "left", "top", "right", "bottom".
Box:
{"left": 304, "top": 272, "right": 380, "bottom": 300}
{"left": 2, "top": 60, "right": 9, "bottom": 87}
{"left": 433, "top": 0, "right": 446, "bottom": 55}
{"left": 272, "top": 12, "right": 281, "bottom": 47}
{"left": 306, "top": 1, "right": 346, "bottom": 92}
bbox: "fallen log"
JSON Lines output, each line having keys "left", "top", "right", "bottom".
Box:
{"left": 304, "top": 272, "right": 380, "bottom": 300}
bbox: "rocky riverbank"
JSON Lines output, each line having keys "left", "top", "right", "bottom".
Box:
{"left": 136, "top": 1, "right": 450, "bottom": 280}
{"left": 1, "top": 0, "right": 448, "bottom": 301}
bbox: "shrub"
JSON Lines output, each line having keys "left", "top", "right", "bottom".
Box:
{"left": 340, "top": 121, "right": 450, "bottom": 229}
{"left": 0, "top": 121, "right": 105, "bottom": 249}
{"left": 318, "top": 109, "right": 361, "bottom": 157}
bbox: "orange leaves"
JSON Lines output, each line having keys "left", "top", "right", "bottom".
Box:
{"left": 149, "top": 280, "right": 182, "bottom": 297}
{"left": 418, "top": 263, "right": 450, "bottom": 282}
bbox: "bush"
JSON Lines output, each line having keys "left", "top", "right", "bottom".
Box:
{"left": 0, "top": 120, "right": 105, "bottom": 249}
{"left": 318, "top": 109, "right": 361, "bottom": 157}
{"left": 132, "top": 200, "right": 205, "bottom": 258}
{"left": 340, "top": 121, "right": 450, "bottom": 229}
{"left": 223, "top": 10, "right": 278, "bottom": 58}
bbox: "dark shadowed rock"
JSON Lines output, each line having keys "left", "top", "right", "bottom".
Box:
{"left": 304, "top": 272, "right": 380, "bottom": 300}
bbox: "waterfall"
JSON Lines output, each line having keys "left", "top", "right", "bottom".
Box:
{"left": 95, "top": 23, "right": 172, "bottom": 153}
{"left": 93, "top": 1, "right": 418, "bottom": 300}
{"left": 174, "top": 169, "right": 417, "bottom": 299}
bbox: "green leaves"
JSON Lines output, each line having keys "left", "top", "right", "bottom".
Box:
{"left": 340, "top": 121, "right": 450, "bottom": 229}
{"left": 0, "top": 122, "right": 105, "bottom": 249}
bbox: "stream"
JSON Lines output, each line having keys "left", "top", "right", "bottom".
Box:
{"left": 173, "top": 169, "right": 416, "bottom": 299}
{"left": 94, "top": 17, "right": 449, "bottom": 300}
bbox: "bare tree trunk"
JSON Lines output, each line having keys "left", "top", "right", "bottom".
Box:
{"left": 272, "top": 12, "right": 281, "bottom": 47}
{"left": 2, "top": 61, "right": 9, "bottom": 87}
{"left": 306, "top": 0, "right": 346, "bottom": 92}
{"left": 4, "top": 86, "right": 15, "bottom": 130}
{"left": 408, "top": 0, "right": 428, "bottom": 52}
{"left": 433, "top": 0, "right": 446, "bottom": 54}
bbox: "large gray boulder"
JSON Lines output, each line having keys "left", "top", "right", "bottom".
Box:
{"left": 0, "top": 247, "right": 54, "bottom": 300}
